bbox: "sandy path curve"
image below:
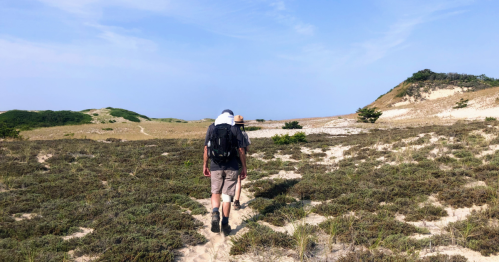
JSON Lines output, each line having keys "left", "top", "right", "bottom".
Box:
{"left": 178, "top": 180, "right": 254, "bottom": 262}
{"left": 138, "top": 125, "right": 151, "bottom": 136}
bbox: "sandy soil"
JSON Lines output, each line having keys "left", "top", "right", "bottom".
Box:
{"left": 422, "top": 245, "right": 499, "bottom": 262}
{"left": 13, "top": 213, "right": 37, "bottom": 221}
{"left": 247, "top": 127, "right": 361, "bottom": 138}
{"left": 63, "top": 228, "right": 94, "bottom": 240}
{"left": 177, "top": 179, "right": 255, "bottom": 262}
{"left": 379, "top": 109, "right": 411, "bottom": 119}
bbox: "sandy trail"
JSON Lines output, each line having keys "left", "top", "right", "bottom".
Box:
{"left": 138, "top": 125, "right": 151, "bottom": 136}
{"left": 178, "top": 179, "right": 255, "bottom": 262}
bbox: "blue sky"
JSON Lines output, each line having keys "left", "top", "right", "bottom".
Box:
{"left": 1, "top": 0, "right": 498, "bottom": 120}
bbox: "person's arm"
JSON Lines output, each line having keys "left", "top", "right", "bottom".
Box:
{"left": 203, "top": 146, "right": 211, "bottom": 177}
{"left": 238, "top": 147, "right": 247, "bottom": 180}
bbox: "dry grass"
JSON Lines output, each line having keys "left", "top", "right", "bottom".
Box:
{"left": 20, "top": 121, "right": 212, "bottom": 140}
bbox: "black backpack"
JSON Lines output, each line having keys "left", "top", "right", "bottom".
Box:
{"left": 208, "top": 124, "right": 235, "bottom": 165}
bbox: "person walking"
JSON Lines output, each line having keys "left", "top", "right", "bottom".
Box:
{"left": 203, "top": 109, "right": 248, "bottom": 235}
{"left": 233, "top": 115, "right": 251, "bottom": 210}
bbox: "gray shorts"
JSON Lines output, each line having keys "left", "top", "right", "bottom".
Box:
{"left": 211, "top": 169, "right": 239, "bottom": 196}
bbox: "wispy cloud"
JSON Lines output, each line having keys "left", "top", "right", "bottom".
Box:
{"left": 37, "top": 0, "right": 171, "bottom": 15}
{"left": 353, "top": 0, "right": 473, "bottom": 64}
{"left": 270, "top": 0, "right": 286, "bottom": 11}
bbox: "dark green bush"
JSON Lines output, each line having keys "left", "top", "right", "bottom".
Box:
{"left": 0, "top": 123, "right": 20, "bottom": 138}
{"left": 356, "top": 107, "right": 383, "bottom": 123}
{"left": 272, "top": 132, "right": 307, "bottom": 145}
{"left": 108, "top": 107, "right": 150, "bottom": 122}
{"left": 256, "top": 119, "right": 265, "bottom": 122}
{"left": 102, "top": 128, "right": 113, "bottom": 131}
{"left": 92, "top": 113, "right": 99, "bottom": 116}
{"left": 0, "top": 110, "right": 92, "bottom": 130}
{"left": 245, "top": 126, "right": 262, "bottom": 131}
{"left": 406, "top": 69, "right": 499, "bottom": 85}
{"left": 282, "top": 121, "right": 302, "bottom": 129}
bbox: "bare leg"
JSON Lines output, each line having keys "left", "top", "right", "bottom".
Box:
{"left": 234, "top": 175, "right": 242, "bottom": 201}
{"left": 222, "top": 202, "right": 231, "bottom": 218}
{"left": 211, "top": 193, "right": 221, "bottom": 209}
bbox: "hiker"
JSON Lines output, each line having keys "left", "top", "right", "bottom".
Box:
{"left": 203, "top": 109, "right": 248, "bottom": 235}
{"left": 233, "top": 115, "right": 251, "bottom": 210}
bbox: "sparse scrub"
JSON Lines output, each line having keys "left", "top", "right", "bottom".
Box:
{"left": 101, "top": 128, "right": 113, "bottom": 131}
{"left": 3, "top": 119, "right": 499, "bottom": 260}
{"left": 356, "top": 107, "right": 383, "bottom": 123}
{"left": 453, "top": 98, "right": 469, "bottom": 109}
{"left": 446, "top": 212, "right": 499, "bottom": 256}
{"left": 256, "top": 119, "right": 266, "bottom": 122}
{"left": 404, "top": 204, "right": 448, "bottom": 221}
{"left": 230, "top": 222, "right": 294, "bottom": 255}
{"left": 282, "top": 121, "right": 302, "bottom": 129}
{"left": 485, "top": 117, "right": 497, "bottom": 121}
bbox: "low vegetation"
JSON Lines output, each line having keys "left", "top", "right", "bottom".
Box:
{"left": 486, "top": 117, "right": 497, "bottom": 121}
{"left": 282, "top": 121, "right": 303, "bottom": 129}
{"left": 107, "top": 107, "right": 150, "bottom": 122}
{"left": 2, "top": 120, "right": 499, "bottom": 261}
{"left": 256, "top": 119, "right": 266, "bottom": 122}
{"left": 453, "top": 98, "right": 469, "bottom": 109}
{"left": 0, "top": 139, "right": 208, "bottom": 261}
{"left": 0, "top": 110, "right": 92, "bottom": 130}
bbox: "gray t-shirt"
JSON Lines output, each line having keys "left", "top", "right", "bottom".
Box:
{"left": 205, "top": 124, "right": 249, "bottom": 171}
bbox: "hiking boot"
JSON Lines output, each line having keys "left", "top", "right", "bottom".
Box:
{"left": 221, "top": 223, "right": 232, "bottom": 236}
{"left": 211, "top": 211, "right": 220, "bottom": 233}
{"left": 233, "top": 200, "right": 241, "bottom": 210}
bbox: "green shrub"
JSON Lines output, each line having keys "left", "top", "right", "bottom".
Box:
{"left": 230, "top": 223, "right": 294, "bottom": 255}
{"left": 356, "top": 107, "right": 383, "bottom": 123}
{"left": 0, "top": 110, "right": 92, "bottom": 130}
{"left": 245, "top": 126, "right": 262, "bottom": 131}
{"left": 256, "top": 119, "right": 265, "bottom": 122}
{"left": 102, "top": 128, "right": 113, "bottom": 131}
{"left": 485, "top": 117, "right": 497, "bottom": 121}
{"left": 107, "top": 107, "right": 150, "bottom": 122}
{"left": 453, "top": 98, "right": 469, "bottom": 109}
{"left": 0, "top": 123, "right": 20, "bottom": 139}
{"left": 282, "top": 121, "right": 302, "bottom": 129}
{"left": 406, "top": 69, "right": 499, "bottom": 85}
{"left": 109, "top": 120, "right": 116, "bottom": 123}
{"left": 92, "top": 113, "right": 99, "bottom": 116}
{"left": 272, "top": 132, "right": 306, "bottom": 145}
